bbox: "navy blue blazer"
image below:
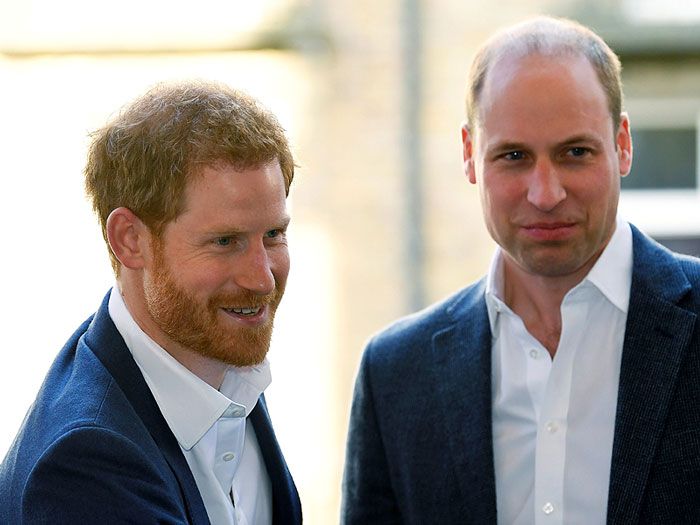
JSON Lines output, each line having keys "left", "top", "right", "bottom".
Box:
{"left": 0, "top": 291, "right": 302, "bottom": 524}
{"left": 342, "top": 225, "right": 700, "bottom": 524}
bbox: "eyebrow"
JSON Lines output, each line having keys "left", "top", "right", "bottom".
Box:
{"left": 206, "top": 216, "right": 291, "bottom": 237}
{"left": 485, "top": 141, "right": 529, "bottom": 157}
{"left": 275, "top": 215, "right": 292, "bottom": 230}
{"left": 557, "top": 134, "right": 604, "bottom": 148}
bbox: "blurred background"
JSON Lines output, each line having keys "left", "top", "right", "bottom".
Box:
{"left": 1, "top": 0, "right": 699, "bottom": 522}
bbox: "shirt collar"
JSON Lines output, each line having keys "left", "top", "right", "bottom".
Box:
{"left": 485, "top": 217, "right": 633, "bottom": 330}
{"left": 108, "top": 287, "right": 271, "bottom": 450}
{"left": 581, "top": 217, "right": 632, "bottom": 314}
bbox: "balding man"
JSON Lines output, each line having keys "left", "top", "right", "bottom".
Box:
{"left": 342, "top": 16, "right": 700, "bottom": 525}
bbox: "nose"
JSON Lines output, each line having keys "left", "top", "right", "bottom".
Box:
{"left": 526, "top": 159, "right": 566, "bottom": 212}
{"left": 234, "top": 241, "right": 276, "bottom": 295}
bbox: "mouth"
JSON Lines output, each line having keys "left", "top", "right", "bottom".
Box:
{"left": 521, "top": 221, "right": 577, "bottom": 240}
{"left": 524, "top": 221, "right": 575, "bottom": 229}
{"left": 219, "top": 304, "right": 270, "bottom": 326}
{"left": 223, "top": 306, "right": 262, "bottom": 317}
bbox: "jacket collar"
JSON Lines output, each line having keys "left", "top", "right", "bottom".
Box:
{"left": 607, "top": 225, "right": 697, "bottom": 523}
{"left": 84, "top": 291, "right": 210, "bottom": 525}
{"left": 430, "top": 280, "right": 498, "bottom": 521}
{"left": 249, "top": 397, "right": 303, "bottom": 524}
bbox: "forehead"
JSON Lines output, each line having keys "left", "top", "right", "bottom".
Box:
{"left": 475, "top": 53, "right": 612, "bottom": 141}
{"left": 188, "top": 160, "right": 284, "bottom": 193}
{"left": 177, "top": 161, "right": 288, "bottom": 227}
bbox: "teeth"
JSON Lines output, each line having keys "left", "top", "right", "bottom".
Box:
{"left": 227, "top": 307, "right": 261, "bottom": 316}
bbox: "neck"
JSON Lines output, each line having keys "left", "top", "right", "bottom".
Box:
{"left": 163, "top": 346, "right": 229, "bottom": 390}
{"left": 502, "top": 258, "right": 588, "bottom": 358}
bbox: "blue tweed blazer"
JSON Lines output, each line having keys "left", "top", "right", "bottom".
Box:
{"left": 342, "top": 225, "right": 700, "bottom": 524}
{"left": 0, "top": 291, "right": 302, "bottom": 524}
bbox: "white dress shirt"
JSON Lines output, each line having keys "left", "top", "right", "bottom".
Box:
{"left": 108, "top": 289, "right": 272, "bottom": 525}
{"left": 486, "top": 218, "right": 633, "bottom": 525}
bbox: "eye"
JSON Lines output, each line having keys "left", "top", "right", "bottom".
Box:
{"left": 503, "top": 151, "right": 526, "bottom": 161}
{"left": 215, "top": 237, "right": 232, "bottom": 246}
{"left": 265, "top": 229, "right": 285, "bottom": 239}
{"left": 568, "top": 147, "right": 590, "bottom": 157}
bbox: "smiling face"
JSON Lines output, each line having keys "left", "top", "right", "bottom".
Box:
{"left": 463, "top": 53, "right": 632, "bottom": 283}
{"left": 141, "top": 160, "right": 290, "bottom": 368}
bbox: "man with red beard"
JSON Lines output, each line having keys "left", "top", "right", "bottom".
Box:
{"left": 0, "top": 81, "right": 302, "bottom": 525}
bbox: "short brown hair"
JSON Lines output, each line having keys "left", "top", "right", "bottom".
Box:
{"left": 85, "top": 80, "right": 295, "bottom": 273}
{"left": 466, "top": 16, "right": 623, "bottom": 132}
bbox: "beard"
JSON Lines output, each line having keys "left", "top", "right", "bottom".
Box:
{"left": 143, "top": 244, "right": 284, "bottom": 368}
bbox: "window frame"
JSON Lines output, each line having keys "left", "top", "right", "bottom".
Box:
{"left": 619, "top": 97, "right": 700, "bottom": 237}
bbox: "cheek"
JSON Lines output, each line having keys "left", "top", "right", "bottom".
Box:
{"left": 481, "top": 178, "right": 518, "bottom": 217}
{"left": 184, "top": 261, "right": 232, "bottom": 293}
{"left": 579, "top": 174, "right": 620, "bottom": 209}
{"left": 271, "top": 249, "right": 291, "bottom": 282}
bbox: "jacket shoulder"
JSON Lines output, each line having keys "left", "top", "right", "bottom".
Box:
{"left": 364, "top": 279, "right": 486, "bottom": 365}
{"left": 678, "top": 253, "right": 700, "bottom": 284}
{"left": 0, "top": 299, "right": 184, "bottom": 523}
{"left": 631, "top": 225, "right": 700, "bottom": 306}
{"left": 18, "top": 425, "right": 185, "bottom": 523}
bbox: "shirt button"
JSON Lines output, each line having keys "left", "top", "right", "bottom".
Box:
{"left": 222, "top": 452, "right": 235, "bottom": 462}
{"left": 542, "top": 502, "right": 554, "bottom": 515}
{"left": 529, "top": 349, "right": 538, "bottom": 359}
{"left": 223, "top": 405, "right": 246, "bottom": 418}
{"left": 546, "top": 421, "right": 559, "bottom": 433}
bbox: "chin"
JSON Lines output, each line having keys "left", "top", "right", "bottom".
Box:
{"left": 202, "top": 326, "right": 274, "bottom": 368}
{"left": 219, "top": 347, "right": 270, "bottom": 368}
{"left": 520, "top": 253, "right": 590, "bottom": 278}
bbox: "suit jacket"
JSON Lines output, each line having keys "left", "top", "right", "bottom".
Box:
{"left": 342, "top": 225, "right": 700, "bottom": 524}
{"left": 0, "top": 291, "right": 302, "bottom": 525}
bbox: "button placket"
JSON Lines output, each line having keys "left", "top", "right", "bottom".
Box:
{"left": 213, "top": 412, "right": 246, "bottom": 500}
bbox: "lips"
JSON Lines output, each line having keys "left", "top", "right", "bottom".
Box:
{"left": 520, "top": 221, "right": 577, "bottom": 241}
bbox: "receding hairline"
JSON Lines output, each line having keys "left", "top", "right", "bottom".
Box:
{"left": 466, "top": 16, "right": 623, "bottom": 131}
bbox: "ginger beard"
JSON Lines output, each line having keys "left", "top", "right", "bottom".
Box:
{"left": 143, "top": 240, "right": 284, "bottom": 368}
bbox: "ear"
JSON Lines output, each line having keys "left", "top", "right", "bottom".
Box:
{"left": 616, "top": 112, "right": 633, "bottom": 177}
{"left": 106, "top": 207, "right": 150, "bottom": 270}
{"left": 461, "top": 123, "right": 477, "bottom": 184}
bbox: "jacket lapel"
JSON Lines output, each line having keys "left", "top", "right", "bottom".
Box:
{"left": 607, "top": 227, "right": 697, "bottom": 524}
{"left": 430, "top": 281, "right": 498, "bottom": 522}
{"left": 85, "top": 292, "right": 210, "bottom": 525}
{"left": 249, "top": 396, "right": 302, "bottom": 525}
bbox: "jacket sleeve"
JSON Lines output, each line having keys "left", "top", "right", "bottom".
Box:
{"left": 341, "top": 344, "right": 403, "bottom": 525}
{"left": 21, "top": 426, "right": 192, "bottom": 524}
